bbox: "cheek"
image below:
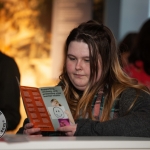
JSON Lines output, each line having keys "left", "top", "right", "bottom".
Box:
{"left": 84, "top": 63, "right": 90, "bottom": 75}
{"left": 66, "top": 62, "right": 74, "bottom": 73}
{"left": 87, "top": 65, "right": 91, "bottom": 73}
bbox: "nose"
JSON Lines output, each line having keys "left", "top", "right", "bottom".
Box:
{"left": 75, "top": 60, "right": 82, "bottom": 70}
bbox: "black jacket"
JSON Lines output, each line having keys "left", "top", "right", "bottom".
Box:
{"left": 0, "top": 52, "right": 21, "bottom": 131}
{"left": 75, "top": 88, "right": 150, "bottom": 137}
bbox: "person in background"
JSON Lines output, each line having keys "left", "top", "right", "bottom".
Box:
{"left": 17, "top": 20, "right": 150, "bottom": 137}
{"left": 0, "top": 51, "right": 21, "bottom": 131}
{"left": 119, "top": 32, "right": 137, "bottom": 67}
{"left": 124, "top": 19, "right": 150, "bottom": 89}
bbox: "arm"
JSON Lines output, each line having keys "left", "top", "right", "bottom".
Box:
{"left": 74, "top": 89, "right": 150, "bottom": 137}
{"left": 0, "top": 57, "right": 21, "bottom": 130}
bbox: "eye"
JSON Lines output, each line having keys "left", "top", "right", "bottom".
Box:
{"left": 68, "top": 56, "right": 76, "bottom": 61}
{"left": 84, "top": 59, "right": 90, "bottom": 62}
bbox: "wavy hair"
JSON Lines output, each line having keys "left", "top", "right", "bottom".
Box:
{"left": 59, "top": 20, "right": 149, "bottom": 121}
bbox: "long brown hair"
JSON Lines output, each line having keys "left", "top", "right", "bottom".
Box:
{"left": 59, "top": 20, "right": 149, "bottom": 121}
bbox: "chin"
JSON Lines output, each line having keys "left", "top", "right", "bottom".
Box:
{"left": 74, "top": 84, "right": 86, "bottom": 91}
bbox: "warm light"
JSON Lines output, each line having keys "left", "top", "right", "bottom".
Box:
{"left": 0, "top": 0, "right": 55, "bottom": 134}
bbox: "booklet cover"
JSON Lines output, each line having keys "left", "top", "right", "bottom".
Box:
{"left": 20, "top": 86, "right": 75, "bottom": 131}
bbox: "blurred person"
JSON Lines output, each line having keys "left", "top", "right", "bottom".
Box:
{"left": 0, "top": 51, "right": 21, "bottom": 131}
{"left": 119, "top": 32, "right": 137, "bottom": 67}
{"left": 124, "top": 19, "right": 150, "bottom": 89}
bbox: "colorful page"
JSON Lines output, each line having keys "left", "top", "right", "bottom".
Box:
{"left": 20, "top": 86, "right": 54, "bottom": 131}
{"left": 39, "top": 86, "right": 75, "bottom": 130}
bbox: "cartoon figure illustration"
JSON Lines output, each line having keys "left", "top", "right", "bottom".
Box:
{"left": 48, "top": 99, "right": 75, "bottom": 125}
{"left": 53, "top": 107, "right": 65, "bottom": 118}
{"left": 48, "top": 106, "right": 68, "bottom": 119}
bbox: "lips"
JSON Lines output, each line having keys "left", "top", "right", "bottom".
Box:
{"left": 74, "top": 72, "right": 84, "bottom": 75}
{"left": 74, "top": 74, "right": 84, "bottom": 77}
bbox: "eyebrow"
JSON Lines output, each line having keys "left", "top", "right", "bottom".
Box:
{"left": 67, "top": 54, "right": 89, "bottom": 58}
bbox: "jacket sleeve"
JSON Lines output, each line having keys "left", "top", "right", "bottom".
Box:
{"left": 74, "top": 89, "right": 150, "bottom": 137}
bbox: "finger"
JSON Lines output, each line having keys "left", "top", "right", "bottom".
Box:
{"left": 24, "top": 128, "right": 41, "bottom": 135}
{"left": 24, "top": 123, "right": 34, "bottom": 130}
{"left": 30, "top": 134, "right": 43, "bottom": 137}
{"left": 59, "top": 124, "right": 77, "bottom": 130}
{"left": 65, "top": 131, "right": 74, "bottom": 136}
{"left": 57, "top": 126, "right": 72, "bottom": 132}
{"left": 24, "top": 129, "right": 42, "bottom": 136}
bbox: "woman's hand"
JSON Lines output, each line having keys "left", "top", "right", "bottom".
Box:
{"left": 57, "top": 124, "right": 77, "bottom": 136}
{"left": 64, "top": 110, "right": 75, "bottom": 125}
{"left": 23, "top": 123, "right": 42, "bottom": 136}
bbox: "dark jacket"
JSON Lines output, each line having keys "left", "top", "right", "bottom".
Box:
{"left": 0, "top": 51, "right": 21, "bottom": 131}
{"left": 75, "top": 88, "right": 150, "bottom": 137}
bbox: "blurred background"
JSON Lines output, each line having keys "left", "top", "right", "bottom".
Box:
{"left": 0, "top": 0, "right": 149, "bottom": 133}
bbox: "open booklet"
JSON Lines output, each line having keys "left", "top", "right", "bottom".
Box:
{"left": 20, "top": 85, "right": 75, "bottom": 131}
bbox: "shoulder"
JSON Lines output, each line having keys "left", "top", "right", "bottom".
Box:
{"left": 0, "top": 52, "right": 19, "bottom": 68}
{"left": 119, "top": 88, "right": 150, "bottom": 114}
{"left": 0, "top": 52, "right": 14, "bottom": 62}
{"left": 0, "top": 53, "right": 20, "bottom": 80}
{"left": 0, "top": 52, "right": 18, "bottom": 70}
{"left": 120, "top": 88, "right": 150, "bottom": 100}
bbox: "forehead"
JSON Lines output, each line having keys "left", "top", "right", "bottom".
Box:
{"left": 68, "top": 41, "right": 89, "bottom": 56}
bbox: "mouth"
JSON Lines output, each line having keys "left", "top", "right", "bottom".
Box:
{"left": 74, "top": 72, "right": 84, "bottom": 75}
{"left": 74, "top": 74, "right": 84, "bottom": 77}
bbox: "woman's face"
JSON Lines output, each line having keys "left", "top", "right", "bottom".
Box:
{"left": 66, "top": 41, "right": 102, "bottom": 91}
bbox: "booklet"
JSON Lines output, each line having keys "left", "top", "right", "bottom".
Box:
{"left": 20, "top": 85, "right": 75, "bottom": 131}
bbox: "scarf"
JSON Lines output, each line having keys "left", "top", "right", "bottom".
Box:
{"left": 92, "top": 91, "right": 119, "bottom": 121}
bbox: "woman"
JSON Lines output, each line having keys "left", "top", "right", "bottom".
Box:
{"left": 17, "top": 20, "right": 150, "bottom": 137}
